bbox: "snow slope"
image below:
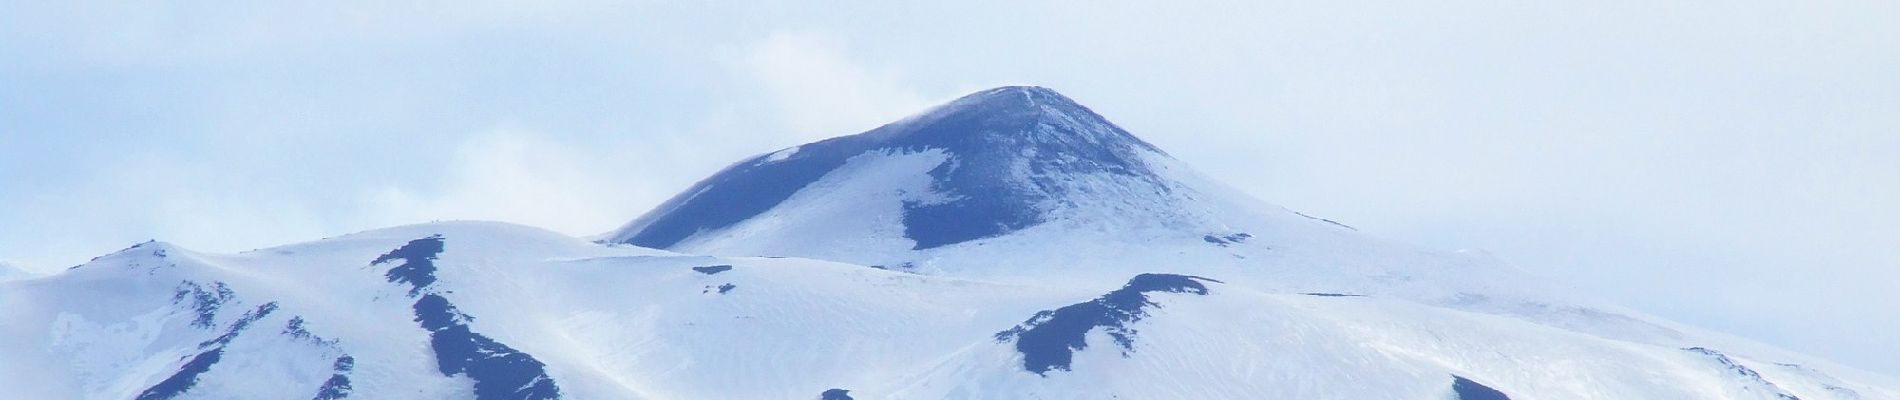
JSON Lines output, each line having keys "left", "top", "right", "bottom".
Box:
{"left": 3, "top": 87, "right": 1895, "bottom": 399}
{"left": 3, "top": 221, "right": 1892, "bottom": 399}
{"left": 606, "top": 87, "right": 1704, "bottom": 348}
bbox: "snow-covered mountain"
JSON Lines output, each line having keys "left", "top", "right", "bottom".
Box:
{"left": 3, "top": 87, "right": 1894, "bottom": 399}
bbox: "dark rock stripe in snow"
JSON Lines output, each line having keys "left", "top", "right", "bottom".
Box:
{"left": 374, "top": 236, "right": 564, "bottom": 400}
{"left": 284, "top": 315, "right": 354, "bottom": 399}
{"left": 171, "top": 281, "right": 236, "bottom": 329}
{"left": 1684, "top": 347, "right": 1801, "bottom": 400}
{"left": 701, "top": 283, "right": 737, "bottom": 294}
{"left": 1775, "top": 363, "right": 1864, "bottom": 398}
{"left": 311, "top": 355, "right": 354, "bottom": 400}
{"left": 138, "top": 302, "right": 278, "bottom": 400}
{"left": 1202, "top": 233, "right": 1252, "bottom": 246}
{"left": 135, "top": 348, "right": 224, "bottom": 400}
{"left": 820, "top": 388, "right": 854, "bottom": 400}
{"left": 374, "top": 236, "right": 445, "bottom": 295}
{"left": 995, "top": 273, "right": 1219, "bottom": 375}
{"left": 282, "top": 316, "right": 336, "bottom": 345}
{"left": 201, "top": 302, "right": 278, "bottom": 347}
{"left": 423, "top": 323, "right": 560, "bottom": 399}
{"left": 692, "top": 265, "right": 733, "bottom": 275}
{"left": 1452, "top": 376, "right": 1512, "bottom": 400}
{"left": 1292, "top": 211, "right": 1356, "bottom": 230}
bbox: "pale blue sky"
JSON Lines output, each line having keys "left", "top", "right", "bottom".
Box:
{"left": 3, "top": 1, "right": 1896, "bottom": 375}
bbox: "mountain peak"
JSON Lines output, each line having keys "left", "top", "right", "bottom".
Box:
{"left": 941, "top": 85, "right": 1073, "bottom": 111}
{"left": 872, "top": 86, "right": 1155, "bottom": 153}
{"left": 609, "top": 86, "right": 1178, "bottom": 251}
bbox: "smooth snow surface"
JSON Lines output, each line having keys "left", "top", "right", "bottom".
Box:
{"left": 3, "top": 87, "right": 1894, "bottom": 399}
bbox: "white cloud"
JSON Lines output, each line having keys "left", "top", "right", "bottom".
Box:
{"left": 0, "top": 259, "right": 29, "bottom": 279}
{"left": 360, "top": 129, "right": 660, "bottom": 238}
{"left": 1, "top": 0, "right": 625, "bottom": 69}
{"left": 737, "top": 31, "right": 933, "bottom": 141}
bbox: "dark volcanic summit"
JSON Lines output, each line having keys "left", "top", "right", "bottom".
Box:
{"left": 607, "top": 86, "right": 1176, "bottom": 250}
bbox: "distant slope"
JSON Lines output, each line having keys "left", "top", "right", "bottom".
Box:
{"left": 0, "top": 222, "right": 1892, "bottom": 399}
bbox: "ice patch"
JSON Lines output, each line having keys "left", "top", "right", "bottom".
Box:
{"left": 766, "top": 146, "right": 801, "bottom": 162}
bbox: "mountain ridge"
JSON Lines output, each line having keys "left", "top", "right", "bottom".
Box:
{"left": 2, "top": 87, "right": 1895, "bottom": 399}
{"left": 607, "top": 86, "right": 1181, "bottom": 251}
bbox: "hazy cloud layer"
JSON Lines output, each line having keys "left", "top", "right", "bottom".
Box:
{"left": 2, "top": 1, "right": 1895, "bottom": 375}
